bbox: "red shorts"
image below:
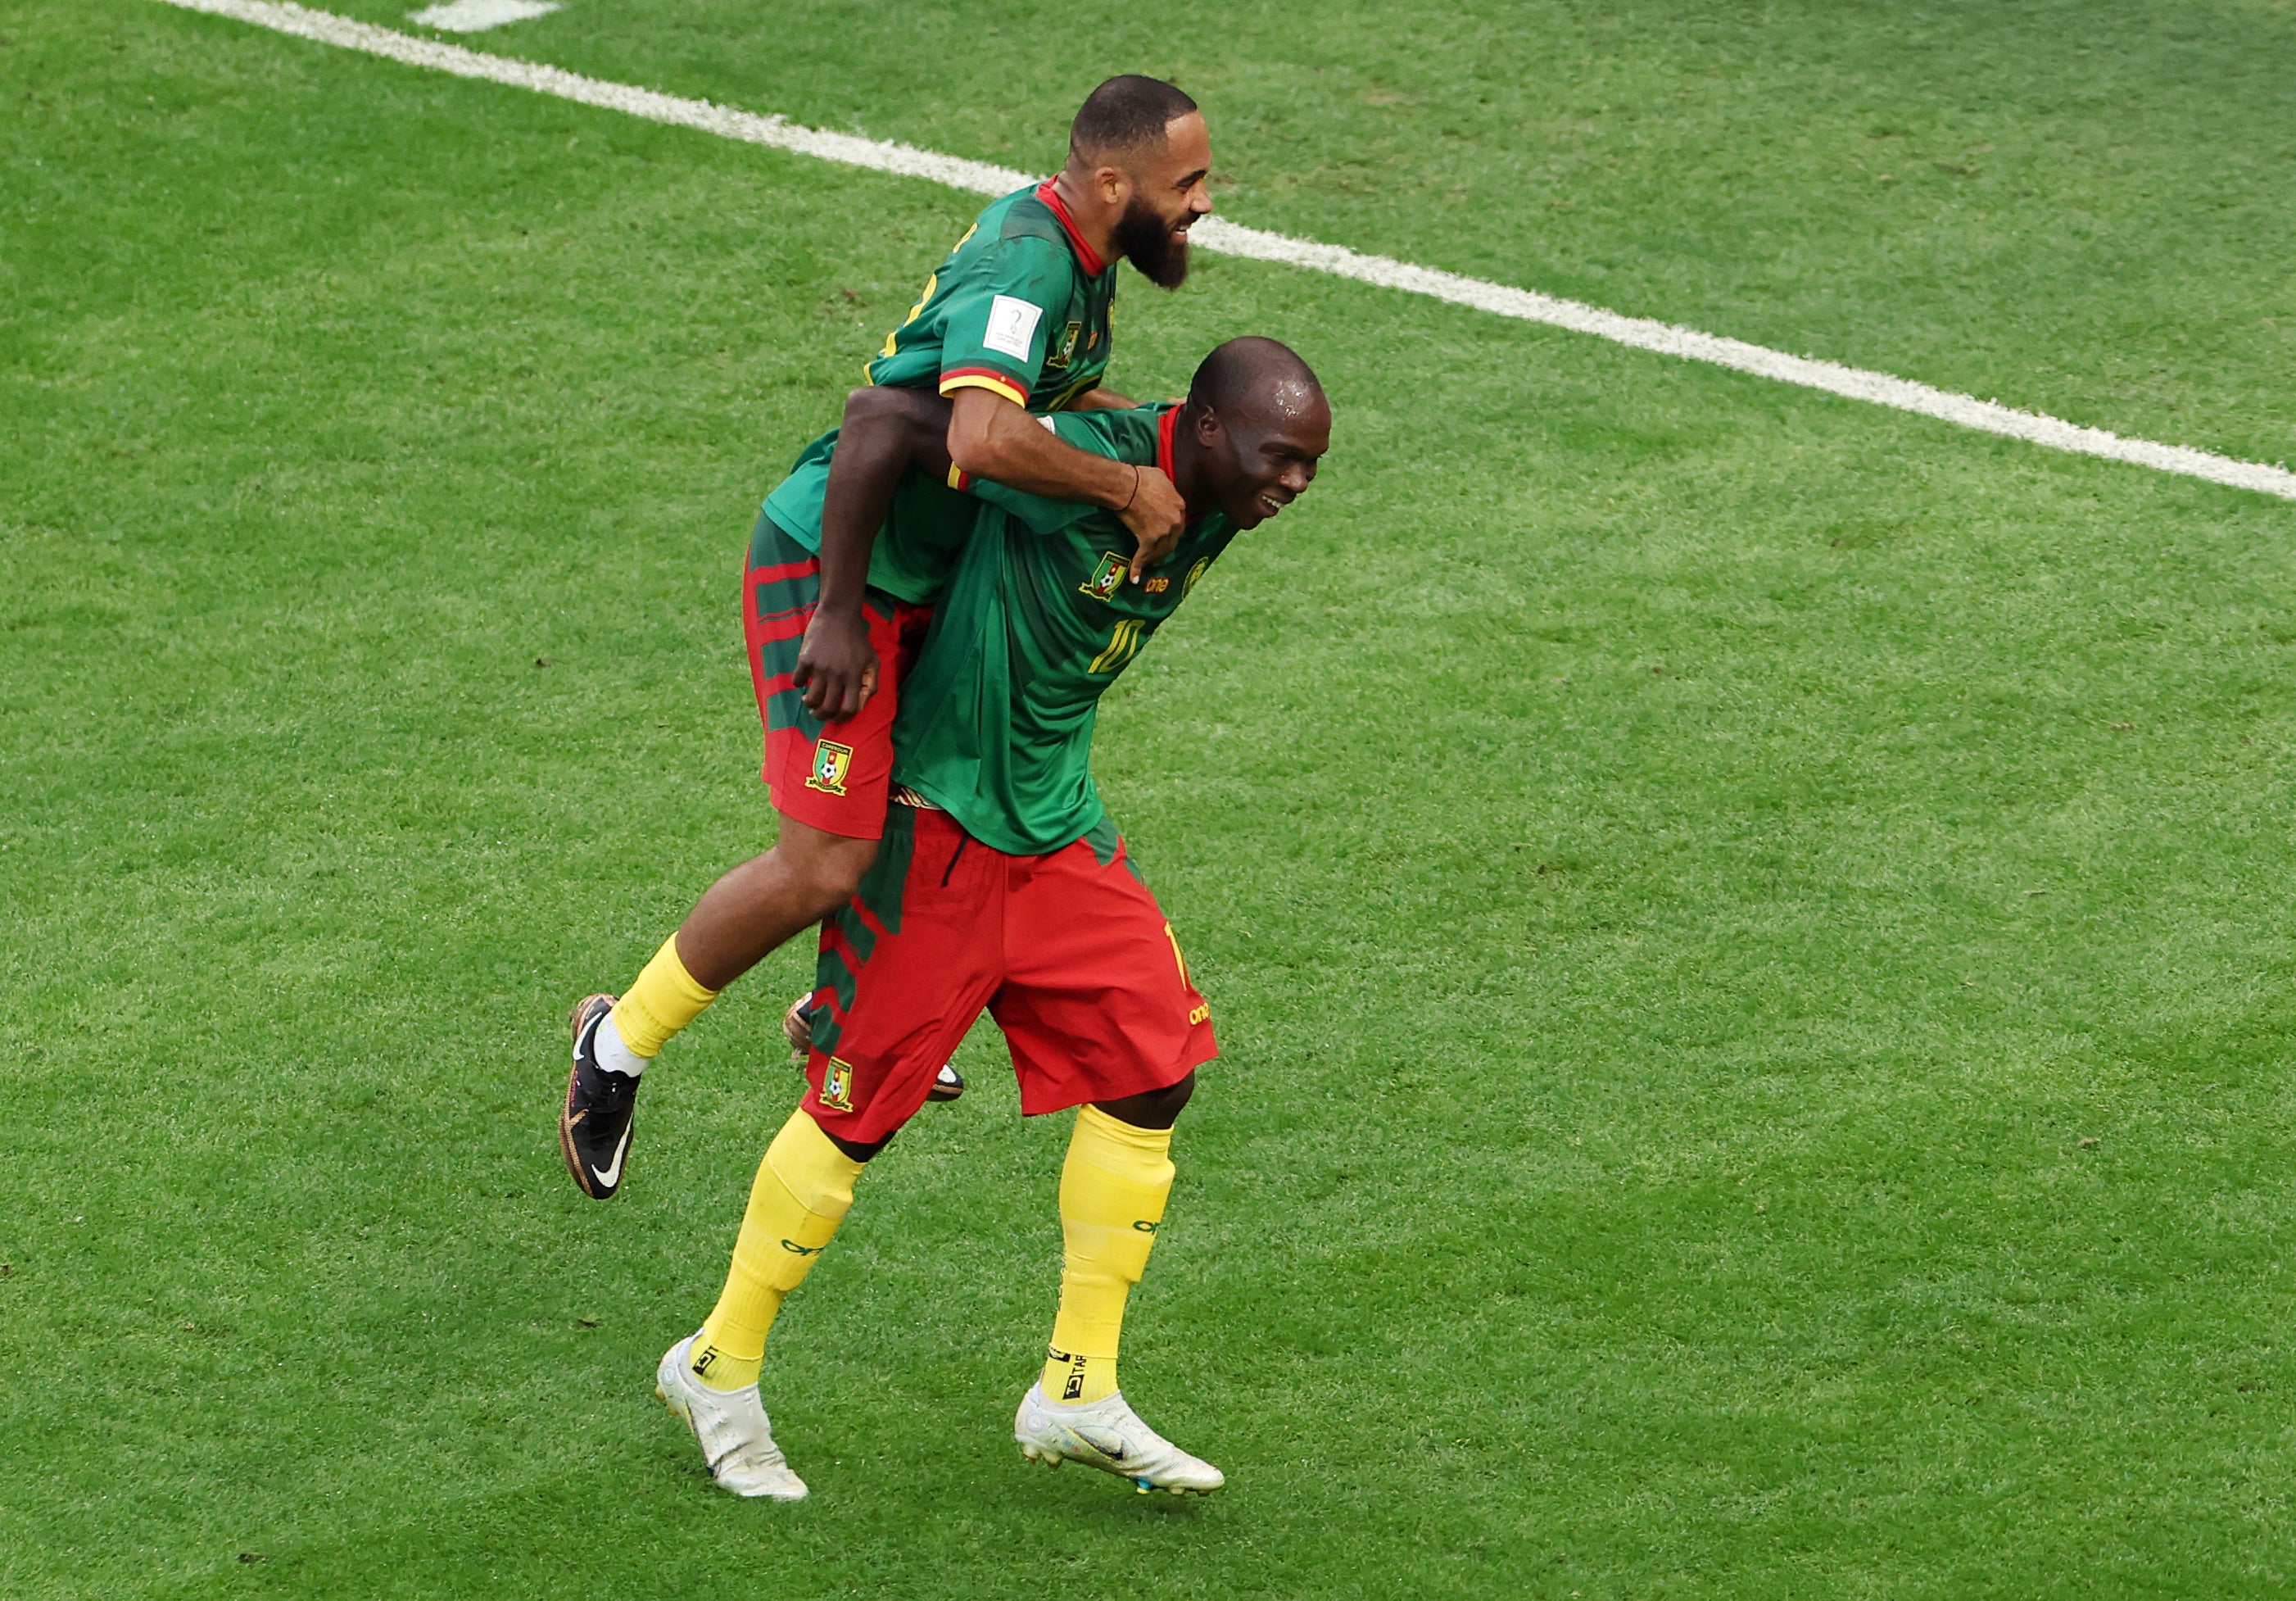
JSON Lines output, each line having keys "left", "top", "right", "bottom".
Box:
{"left": 744, "top": 514, "right": 934, "bottom": 841}
{"left": 797, "top": 804, "right": 1217, "bottom": 1144}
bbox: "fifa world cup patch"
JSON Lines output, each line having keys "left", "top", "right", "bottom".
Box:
{"left": 983, "top": 294, "right": 1043, "bottom": 361}
{"left": 1079, "top": 551, "right": 1127, "bottom": 603}
{"left": 820, "top": 1056, "right": 855, "bottom": 1113}
{"left": 806, "top": 739, "right": 854, "bottom": 796}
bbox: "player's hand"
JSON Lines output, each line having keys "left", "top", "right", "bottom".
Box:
{"left": 1118, "top": 466, "right": 1187, "bottom": 583}
{"left": 793, "top": 609, "right": 881, "bottom": 723}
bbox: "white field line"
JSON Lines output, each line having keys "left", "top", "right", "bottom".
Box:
{"left": 405, "top": 1, "right": 560, "bottom": 34}
{"left": 156, "top": 0, "right": 2296, "bottom": 504}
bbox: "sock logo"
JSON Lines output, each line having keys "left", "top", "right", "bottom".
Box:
{"left": 1132, "top": 1220, "right": 1159, "bottom": 1234}
{"left": 691, "top": 1344, "right": 720, "bottom": 1377}
{"left": 1049, "top": 1345, "right": 1089, "bottom": 1402}
{"left": 779, "top": 1238, "right": 823, "bottom": 1257}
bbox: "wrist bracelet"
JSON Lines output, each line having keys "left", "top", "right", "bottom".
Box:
{"left": 1121, "top": 464, "right": 1141, "bottom": 512}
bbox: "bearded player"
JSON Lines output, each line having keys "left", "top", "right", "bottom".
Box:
{"left": 560, "top": 76, "right": 1215, "bottom": 1200}
{"left": 652, "top": 338, "right": 1331, "bottom": 1501}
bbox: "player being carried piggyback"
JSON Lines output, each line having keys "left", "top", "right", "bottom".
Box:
{"left": 560, "top": 75, "right": 1212, "bottom": 1195}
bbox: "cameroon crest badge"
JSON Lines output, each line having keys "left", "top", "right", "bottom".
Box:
{"left": 1079, "top": 551, "right": 1126, "bottom": 603}
{"left": 806, "top": 739, "right": 854, "bottom": 796}
{"left": 820, "top": 1056, "right": 855, "bottom": 1113}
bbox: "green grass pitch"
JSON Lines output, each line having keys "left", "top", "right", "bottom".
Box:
{"left": 6, "top": 1, "right": 2295, "bottom": 1594}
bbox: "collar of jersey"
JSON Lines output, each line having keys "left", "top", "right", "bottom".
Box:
{"left": 1033, "top": 179, "right": 1108, "bottom": 276}
{"left": 1156, "top": 402, "right": 1226, "bottom": 537}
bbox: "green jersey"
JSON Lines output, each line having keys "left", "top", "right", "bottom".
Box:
{"left": 869, "top": 181, "right": 1117, "bottom": 413}
{"left": 755, "top": 410, "right": 1156, "bottom": 605}
{"left": 894, "top": 404, "right": 1239, "bottom": 855}
{"left": 756, "top": 438, "right": 981, "bottom": 605}
{"left": 759, "top": 181, "right": 1120, "bottom": 603}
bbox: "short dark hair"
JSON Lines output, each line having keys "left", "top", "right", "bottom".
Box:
{"left": 1071, "top": 75, "right": 1199, "bottom": 163}
{"left": 1188, "top": 337, "right": 1324, "bottom": 420}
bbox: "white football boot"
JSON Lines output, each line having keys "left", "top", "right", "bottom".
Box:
{"left": 654, "top": 1333, "right": 808, "bottom": 1500}
{"left": 1013, "top": 1382, "right": 1225, "bottom": 1495}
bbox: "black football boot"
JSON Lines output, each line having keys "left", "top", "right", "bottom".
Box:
{"left": 560, "top": 993, "right": 641, "bottom": 1198}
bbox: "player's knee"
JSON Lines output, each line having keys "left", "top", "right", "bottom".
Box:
{"left": 777, "top": 832, "right": 879, "bottom": 918}
{"left": 799, "top": 846, "right": 874, "bottom": 913}
{"left": 1097, "top": 1070, "right": 1195, "bottom": 1131}
{"left": 822, "top": 1123, "right": 894, "bottom": 1163}
{"left": 1150, "top": 1071, "right": 1198, "bottom": 1123}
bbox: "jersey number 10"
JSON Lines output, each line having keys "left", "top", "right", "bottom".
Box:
{"left": 1089, "top": 618, "right": 1146, "bottom": 674}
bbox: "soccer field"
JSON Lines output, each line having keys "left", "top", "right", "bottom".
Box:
{"left": 7, "top": 0, "right": 2295, "bottom": 1594}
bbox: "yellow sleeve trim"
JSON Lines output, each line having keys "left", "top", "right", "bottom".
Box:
{"left": 939, "top": 371, "right": 1030, "bottom": 407}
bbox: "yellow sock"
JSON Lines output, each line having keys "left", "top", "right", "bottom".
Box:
{"left": 690, "top": 1107, "right": 865, "bottom": 1391}
{"left": 613, "top": 933, "right": 718, "bottom": 1059}
{"left": 1042, "top": 1104, "right": 1175, "bottom": 1405}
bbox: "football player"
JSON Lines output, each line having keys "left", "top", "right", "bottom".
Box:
{"left": 654, "top": 338, "right": 1331, "bottom": 1499}
{"left": 562, "top": 77, "right": 1215, "bottom": 1200}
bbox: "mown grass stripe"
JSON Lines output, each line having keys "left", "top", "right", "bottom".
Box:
{"left": 152, "top": 0, "right": 2296, "bottom": 504}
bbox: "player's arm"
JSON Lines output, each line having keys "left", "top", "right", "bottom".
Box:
{"left": 1064, "top": 386, "right": 1138, "bottom": 411}
{"left": 948, "top": 391, "right": 1181, "bottom": 581}
{"left": 967, "top": 406, "right": 1161, "bottom": 534}
{"left": 935, "top": 239, "right": 1184, "bottom": 578}
{"left": 793, "top": 388, "right": 964, "bottom": 722}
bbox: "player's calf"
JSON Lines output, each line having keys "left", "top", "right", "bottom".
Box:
{"left": 672, "top": 822, "right": 881, "bottom": 995}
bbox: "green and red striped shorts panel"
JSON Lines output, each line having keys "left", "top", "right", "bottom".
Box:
{"left": 797, "top": 802, "right": 1216, "bottom": 1145}
{"left": 744, "top": 513, "right": 934, "bottom": 841}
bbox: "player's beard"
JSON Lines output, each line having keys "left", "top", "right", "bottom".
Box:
{"left": 1112, "top": 193, "right": 1191, "bottom": 288}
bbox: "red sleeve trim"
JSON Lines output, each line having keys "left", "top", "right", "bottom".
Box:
{"left": 1034, "top": 179, "right": 1109, "bottom": 276}
{"left": 939, "top": 366, "right": 1030, "bottom": 407}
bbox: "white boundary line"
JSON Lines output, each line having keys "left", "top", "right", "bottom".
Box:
{"left": 405, "top": 1, "right": 561, "bottom": 34}
{"left": 154, "top": 0, "right": 2296, "bottom": 504}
